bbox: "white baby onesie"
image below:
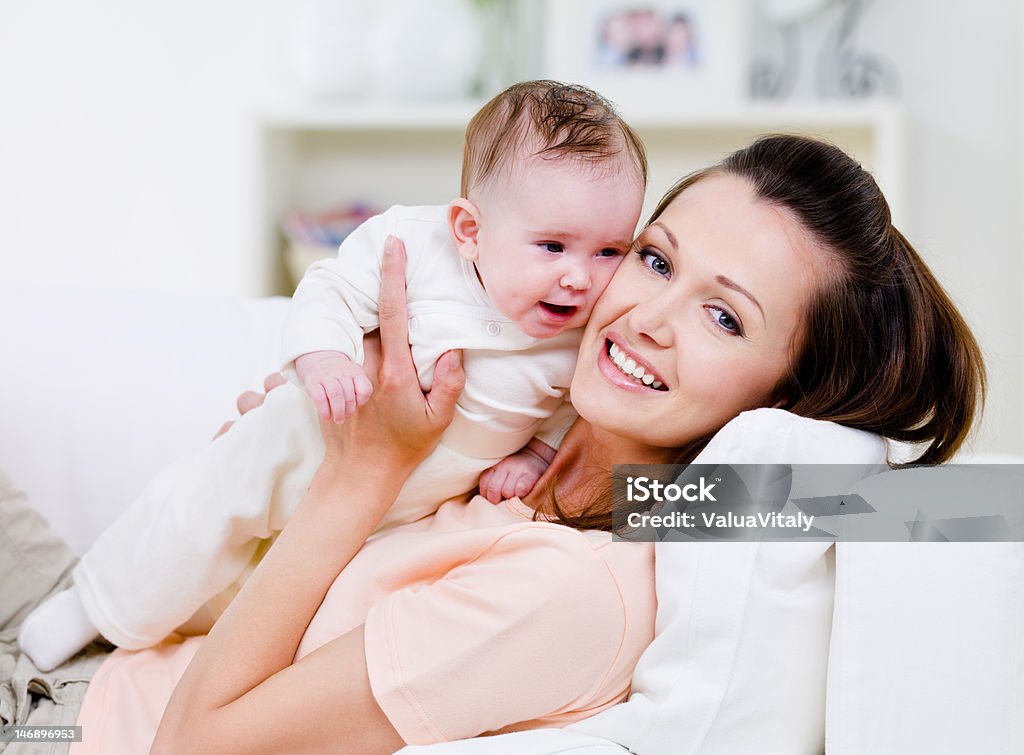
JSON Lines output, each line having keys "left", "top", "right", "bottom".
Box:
{"left": 72, "top": 205, "right": 580, "bottom": 650}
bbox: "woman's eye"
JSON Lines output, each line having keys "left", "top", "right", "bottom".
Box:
{"left": 707, "top": 305, "right": 741, "bottom": 335}
{"left": 541, "top": 242, "right": 564, "bottom": 253}
{"left": 638, "top": 249, "right": 671, "bottom": 277}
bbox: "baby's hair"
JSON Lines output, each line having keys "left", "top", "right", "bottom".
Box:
{"left": 461, "top": 80, "right": 647, "bottom": 198}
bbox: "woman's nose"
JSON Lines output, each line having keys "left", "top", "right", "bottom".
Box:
{"left": 559, "top": 259, "right": 592, "bottom": 290}
{"left": 626, "top": 294, "right": 674, "bottom": 347}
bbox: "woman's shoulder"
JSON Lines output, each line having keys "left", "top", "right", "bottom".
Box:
{"left": 470, "top": 498, "right": 656, "bottom": 618}
{"left": 424, "top": 495, "right": 655, "bottom": 618}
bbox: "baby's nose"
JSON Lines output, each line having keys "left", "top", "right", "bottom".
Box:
{"left": 559, "top": 261, "right": 592, "bottom": 290}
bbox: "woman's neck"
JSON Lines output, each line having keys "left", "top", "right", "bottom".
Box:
{"left": 522, "top": 419, "right": 675, "bottom": 518}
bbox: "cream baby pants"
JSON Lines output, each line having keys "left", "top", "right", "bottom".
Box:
{"left": 72, "top": 382, "right": 498, "bottom": 650}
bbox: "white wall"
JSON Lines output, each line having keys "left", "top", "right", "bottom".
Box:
{"left": 750, "top": 0, "right": 1023, "bottom": 453}
{"left": 876, "top": 0, "right": 1022, "bottom": 455}
{"left": 0, "top": 0, "right": 284, "bottom": 295}
{"left": 1, "top": 0, "right": 1021, "bottom": 453}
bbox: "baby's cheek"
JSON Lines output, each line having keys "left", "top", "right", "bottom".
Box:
{"left": 591, "top": 265, "right": 621, "bottom": 298}
{"left": 575, "top": 300, "right": 599, "bottom": 327}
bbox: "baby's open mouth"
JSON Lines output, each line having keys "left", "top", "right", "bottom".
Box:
{"left": 539, "top": 302, "right": 578, "bottom": 318}
{"left": 606, "top": 339, "right": 667, "bottom": 390}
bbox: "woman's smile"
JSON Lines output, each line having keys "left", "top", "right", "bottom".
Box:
{"left": 600, "top": 335, "right": 667, "bottom": 391}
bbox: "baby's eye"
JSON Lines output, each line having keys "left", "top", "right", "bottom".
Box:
{"left": 540, "top": 242, "right": 564, "bottom": 253}
{"left": 706, "top": 305, "right": 742, "bottom": 336}
{"left": 637, "top": 248, "right": 671, "bottom": 277}
{"left": 598, "top": 247, "right": 623, "bottom": 258}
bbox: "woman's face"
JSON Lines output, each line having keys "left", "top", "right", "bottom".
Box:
{"left": 571, "top": 172, "right": 830, "bottom": 450}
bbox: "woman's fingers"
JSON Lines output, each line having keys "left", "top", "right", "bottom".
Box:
{"left": 239, "top": 374, "right": 286, "bottom": 417}
{"left": 237, "top": 390, "right": 266, "bottom": 416}
{"left": 217, "top": 373, "right": 290, "bottom": 439}
{"left": 263, "top": 372, "right": 287, "bottom": 392}
{"left": 378, "top": 236, "right": 412, "bottom": 375}
{"left": 425, "top": 349, "right": 464, "bottom": 425}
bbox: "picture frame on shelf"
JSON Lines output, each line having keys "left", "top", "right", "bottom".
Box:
{"left": 542, "top": 0, "right": 746, "bottom": 115}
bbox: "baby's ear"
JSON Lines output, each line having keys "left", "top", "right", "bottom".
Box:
{"left": 448, "top": 199, "right": 480, "bottom": 261}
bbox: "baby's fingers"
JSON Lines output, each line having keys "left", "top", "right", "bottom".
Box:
{"left": 513, "top": 474, "right": 536, "bottom": 499}
{"left": 308, "top": 383, "right": 332, "bottom": 420}
{"left": 324, "top": 379, "right": 351, "bottom": 424}
{"left": 501, "top": 472, "right": 527, "bottom": 501}
{"left": 353, "top": 373, "right": 374, "bottom": 408}
{"left": 479, "top": 467, "right": 505, "bottom": 504}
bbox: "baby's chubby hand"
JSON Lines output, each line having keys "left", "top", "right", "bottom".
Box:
{"left": 295, "top": 350, "right": 373, "bottom": 423}
{"left": 479, "top": 439, "right": 556, "bottom": 503}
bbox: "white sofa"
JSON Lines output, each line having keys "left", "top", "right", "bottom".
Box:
{"left": 1, "top": 287, "right": 1021, "bottom": 754}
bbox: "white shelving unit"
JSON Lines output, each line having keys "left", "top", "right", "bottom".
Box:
{"left": 251, "top": 100, "right": 906, "bottom": 295}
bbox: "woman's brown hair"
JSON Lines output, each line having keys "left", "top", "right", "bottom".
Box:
{"left": 544, "top": 134, "right": 985, "bottom": 531}
{"left": 673, "top": 134, "right": 985, "bottom": 465}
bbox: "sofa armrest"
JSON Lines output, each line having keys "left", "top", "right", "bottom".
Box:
{"left": 0, "top": 287, "right": 290, "bottom": 553}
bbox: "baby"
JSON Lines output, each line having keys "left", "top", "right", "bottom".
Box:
{"left": 19, "top": 80, "right": 647, "bottom": 671}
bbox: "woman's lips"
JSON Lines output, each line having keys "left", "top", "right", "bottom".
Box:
{"left": 598, "top": 338, "right": 668, "bottom": 392}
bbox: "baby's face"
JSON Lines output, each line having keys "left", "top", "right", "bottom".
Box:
{"left": 470, "top": 157, "right": 645, "bottom": 339}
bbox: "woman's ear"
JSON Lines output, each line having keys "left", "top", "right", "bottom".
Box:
{"left": 768, "top": 376, "right": 793, "bottom": 410}
{"left": 448, "top": 199, "right": 481, "bottom": 261}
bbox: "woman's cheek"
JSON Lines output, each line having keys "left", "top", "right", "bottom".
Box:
{"left": 604, "top": 261, "right": 652, "bottom": 309}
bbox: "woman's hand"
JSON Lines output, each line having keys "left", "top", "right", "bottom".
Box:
{"left": 213, "top": 373, "right": 287, "bottom": 439}
{"left": 320, "top": 235, "right": 464, "bottom": 472}
{"left": 215, "top": 235, "right": 463, "bottom": 470}
{"left": 155, "top": 236, "right": 458, "bottom": 755}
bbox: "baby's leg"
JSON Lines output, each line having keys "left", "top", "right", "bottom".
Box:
{"left": 23, "top": 382, "right": 324, "bottom": 666}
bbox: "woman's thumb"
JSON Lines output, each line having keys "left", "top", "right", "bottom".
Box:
{"left": 429, "top": 350, "right": 465, "bottom": 415}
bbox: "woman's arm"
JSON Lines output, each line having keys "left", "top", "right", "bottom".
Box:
{"left": 153, "top": 237, "right": 465, "bottom": 754}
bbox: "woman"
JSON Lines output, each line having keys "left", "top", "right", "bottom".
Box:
{"left": 1, "top": 136, "right": 983, "bottom": 752}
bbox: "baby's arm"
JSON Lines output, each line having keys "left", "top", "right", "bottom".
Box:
{"left": 479, "top": 401, "right": 578, "bottom": 502}
{"left": 284, "top": 215, "right": 407, "bottom": 422}
{"left": 281, "top": 212, "right": 400, "bottom": 384}
{"left": 479, "top": 438, "right": 557, "bottom": 503}
{"left": 295, "top": 350, "right": 373, "bottom": 423}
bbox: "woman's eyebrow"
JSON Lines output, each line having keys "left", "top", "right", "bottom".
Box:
{"left": 649, "top": 221, "right": 678, "bottom": 249}
{"left": 716, "top": 275, "right": 765, "bottom": 324}
{"left": 650, "top": 220, "right": 765, "bottom": 324}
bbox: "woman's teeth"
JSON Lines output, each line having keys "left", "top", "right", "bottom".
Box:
{"left": 608, "top": 343, "right": 663, "bottom": 389}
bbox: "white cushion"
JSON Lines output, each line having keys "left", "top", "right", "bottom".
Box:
{"left": 828, "top": 465, "right": 1024, "bottom": 753}
{"left": 399, "top": 730, "right": 626, "bottom": 754}
{"left": 571, "top": 409, "right": 886, "bottom": 754}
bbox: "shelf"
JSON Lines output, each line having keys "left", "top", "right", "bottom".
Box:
{"left": 250, "top": 99, "right": 906, "bottom": 296}
{"left": 255, "top": 98, "right": 903, "bottom": 132}
{"left": 257, "top": 101, "right": 483, "bottom": 130}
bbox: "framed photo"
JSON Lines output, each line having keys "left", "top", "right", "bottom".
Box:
{"left": 542, "top": 0, "right": 745, "bottom": 114}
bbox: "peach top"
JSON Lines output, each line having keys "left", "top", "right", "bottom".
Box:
{"left": 71, "top": 496, "right": 655, "bottom": 751}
